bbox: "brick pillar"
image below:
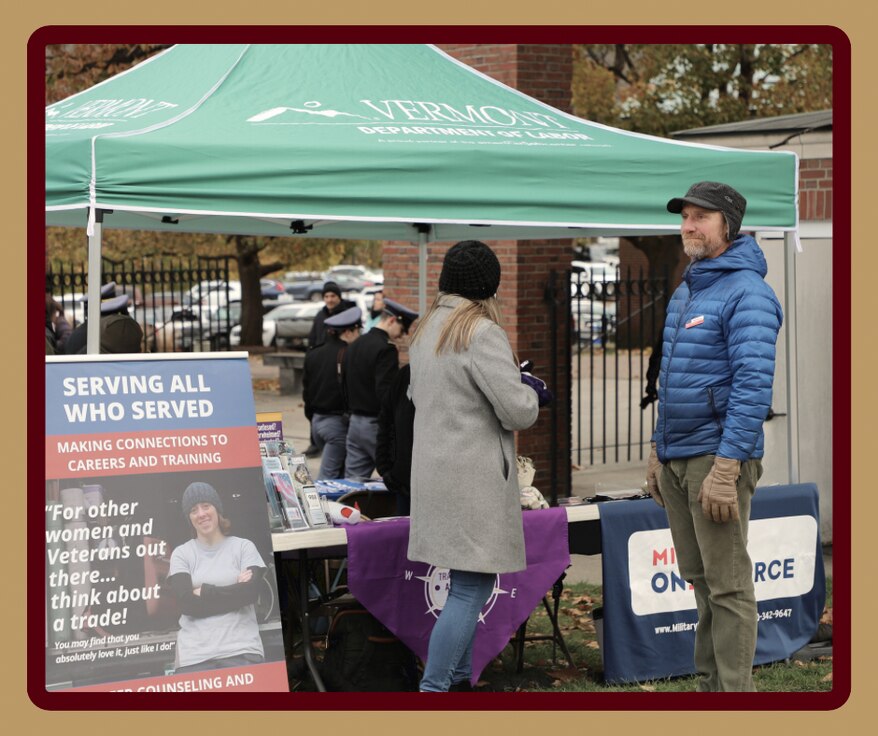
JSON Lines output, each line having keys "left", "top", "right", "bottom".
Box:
{"left": 383, "top": 45, "right": 575, "bottom": 499}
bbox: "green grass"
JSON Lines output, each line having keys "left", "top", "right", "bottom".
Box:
{"left": 475, "top": 581, "right": 833, "bottom": 693}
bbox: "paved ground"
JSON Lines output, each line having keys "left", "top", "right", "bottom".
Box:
{"left": 246, "top": 354, "right": 831, "bottom": 585}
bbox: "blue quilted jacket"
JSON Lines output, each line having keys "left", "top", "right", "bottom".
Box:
{"left": 654, "top": 235, "right": 783, "bottom": 463}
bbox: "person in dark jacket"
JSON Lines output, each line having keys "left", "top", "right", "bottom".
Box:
{"left": 306, "top": 281, "right": 356, "bottom": 350}
{"left": 645, "top": 181, "right": 783, "bottom": 692}
{"left": 45, "top": 293, "right": 72, "bottom": 354}
{"left": 375, "top": 363, "right": 414, "bottom": 515}
{"left": 342, "top": 298, "right": 417, "bottom": 480}
{"left": 303, "top": 307, "right": 362, "bottom": 480}
{"left": 304, "top": 281, "right": 356, "bottom": 457}
{"left": 64, "top": 285, "right": 143, "bottom": 355}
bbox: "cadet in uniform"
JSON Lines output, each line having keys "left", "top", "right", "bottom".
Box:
{"left": 302, "top": 307, "right": 362, "bottom": 480}
{"left": 343, "top": 299, "right": 418, "bottom": 480}
{"left": 64, "top": 282, "right": 143, "bottom": 355}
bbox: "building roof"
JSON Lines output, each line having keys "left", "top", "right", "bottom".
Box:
{"left": 671, "top": 110, "right": 832, "bottom": 139}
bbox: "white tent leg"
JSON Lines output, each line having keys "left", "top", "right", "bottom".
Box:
{"left": 86, "top": 212, "right": 103, "bottom": 354}
{"left": 784, "top": 231, "right": 800, "bottom": 483}
{"left": 418, "top": 229, "right": 428, "bottom": 318}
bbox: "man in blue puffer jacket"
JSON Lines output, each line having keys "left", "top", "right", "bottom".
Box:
{"left": 644, "top": 181, "right": 783, "bottom": 691}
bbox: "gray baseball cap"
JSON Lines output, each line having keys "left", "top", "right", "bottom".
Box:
{"left": 667, "top": 181, "right": 747, "bottom": 240}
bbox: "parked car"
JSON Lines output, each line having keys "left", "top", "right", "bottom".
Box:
{"left": 284, "top": 273, "right": 367, "bottom": 301}
{"left": 284, "top": 279, "right": 326, "bottom": 302}
{"left": 327, "top": 264, "right": 383, "bottom": 286}
{"left": 152, "top": 307, "right": 202, "bottom": 352}
{"left": 259, "top": 278, "right": 288, "bottom": 301}
{"left": 185, "top": 279, "right": 290, "bottom": 309}
{"left": 273, "top": 302, "right": 325, "bottom": 348}
{"left": 230, "top": 302, "right": 317, "bottom": 348}
{"left": 572, "top": 299, "right": 617, "bottom": 347}
{"left": 231, "top": 293, "right": 369, "bottom": 348}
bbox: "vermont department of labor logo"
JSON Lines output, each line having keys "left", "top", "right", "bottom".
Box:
{"left": 414, "top": 566, "right": 507, "bottom": 623}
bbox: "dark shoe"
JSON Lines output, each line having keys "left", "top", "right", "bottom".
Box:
{"left": 304, "top": 444, "right": 321, "bottom": 458}
{"left": 449, "top": 680, "right": 473, "bottom": 692}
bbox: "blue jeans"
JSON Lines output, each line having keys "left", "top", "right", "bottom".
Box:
{"left": 419, "top": 569, "right": 496, "bottom": 692}
{"left": 344, "top": 414, "right": 379, "bottom": 480}
{"left": 312, "top": 413, "right": 348, "bottom": 480}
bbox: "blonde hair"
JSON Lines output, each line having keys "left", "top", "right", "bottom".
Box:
{"left": 411, "top": 292, "right": 503, "bottom": 355}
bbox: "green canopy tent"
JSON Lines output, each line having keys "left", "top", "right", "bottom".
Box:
{"left": 44, "top": 43, "right": 803, "bottom": 478}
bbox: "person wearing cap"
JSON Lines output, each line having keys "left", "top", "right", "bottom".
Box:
{"left": 303, "top": 281, "right": 357, "bottom": 457}
{"left": 342, "top": 297, "right": 418, "bottom": 480}
{"left": 406, "top": 240, "right": 550, "bottom": 692}
{"left": 166, "top": 481, "right": 267, "bottom": 674}
{"left": 63, "top": 283, "right": 144, "bottom": 355}
{"left": 645, "top": 182, "right": 783, "bottom": 691}
{"left": 303, "top": 306, "right": 362, "bottom": 480}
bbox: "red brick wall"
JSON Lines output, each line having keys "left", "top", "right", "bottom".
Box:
{"left": 799, "top": 158, "right": 833, "bottom": 221}
{"left": 383, "top": 45, "right": 575, "bottom": 497}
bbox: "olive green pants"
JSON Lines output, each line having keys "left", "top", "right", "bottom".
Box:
{"left": 660, "top": 455, "right": 762, "bottom": 692}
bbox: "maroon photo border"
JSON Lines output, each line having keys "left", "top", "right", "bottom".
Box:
{"left": 27, "top": 25, "right": 851, "bottom": 711}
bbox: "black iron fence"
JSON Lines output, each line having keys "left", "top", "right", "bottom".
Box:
{"left": 568, "top": 265, "right": 670, "bottom": 466}
{"left": 46, "top": 256, "right": 234, "bottom": 353}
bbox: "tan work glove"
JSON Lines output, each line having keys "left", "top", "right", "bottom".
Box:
{"left": 697, "top": 457, "right": 742, "bottom": 523}
{"left": 645, "top": 442, "right": 664, "bottom": 507}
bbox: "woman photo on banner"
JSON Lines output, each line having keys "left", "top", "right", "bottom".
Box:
{"left": 166, "top": 481, "right": 267, "bottom": 675}
{"left": 406, "top": 240, "right": 552, "bottom": 692}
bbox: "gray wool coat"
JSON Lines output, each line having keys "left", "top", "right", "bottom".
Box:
{"left": 407, "top": 295, "right": 540, "bottom": 574}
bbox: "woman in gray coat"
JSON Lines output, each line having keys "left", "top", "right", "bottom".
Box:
{"left": 407, "top": 240, "right": 551, "bottom": 692}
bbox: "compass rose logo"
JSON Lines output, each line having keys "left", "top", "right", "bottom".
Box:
{"left": 414, "top": 566, "right": 510, "bottom": 623}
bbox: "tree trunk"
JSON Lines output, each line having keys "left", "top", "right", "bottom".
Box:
{"left": 230, "top": 235, "right": 287, "bottom": 348}
{"left": 233, "top": 237, "right": 264, "bottom": 347}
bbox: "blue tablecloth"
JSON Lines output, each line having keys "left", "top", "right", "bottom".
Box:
{"left": 599, "top": 483, "right": 826, "bottom": 683}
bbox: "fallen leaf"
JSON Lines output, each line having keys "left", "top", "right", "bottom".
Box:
{"left": 587, "top": 641, "right": 600, "bottom": 649}
{"left": 252, "top": 378, "right": 280, "bottom": 391}
{"left": 821, "top": 672, "right": 833, "bottom": 682}
{"left": 572, "top": 464, "right": 583, "bottom": 471}
{"left": 546, "top": 667, "right": 581, "bottom": 683}
{"left": 639, "top": 684, "right": 657, "bottom": 691}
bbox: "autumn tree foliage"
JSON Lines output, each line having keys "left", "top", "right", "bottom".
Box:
{"left": 572, "top": 43, "right": 832, "bottom": 296}
{"left": 572, "top": 43, "right": 832, "bottom": 137}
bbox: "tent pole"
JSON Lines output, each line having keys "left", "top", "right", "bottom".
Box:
{"left": 783, "top": 231, "right": 800, "bottom": 483}
{"left": 417, "top": 226, "right": 429, "bottom": 318}
{"left": 86, "top": 209, "right": 104, "bottom": 354}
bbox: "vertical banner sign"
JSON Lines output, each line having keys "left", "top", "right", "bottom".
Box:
{"left": 599, "top": 484, "right": 825, "bottom": 684}
{"left": 44, "top": 355, "right": 289, "bottom": 692}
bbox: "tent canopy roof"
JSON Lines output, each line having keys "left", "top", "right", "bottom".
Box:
{"left": 46, "top": 44, "right": 799, "bottom": 241}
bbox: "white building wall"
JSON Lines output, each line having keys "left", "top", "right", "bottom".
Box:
{"left": 759, "top": 226, "right": 833, "bottom": 542}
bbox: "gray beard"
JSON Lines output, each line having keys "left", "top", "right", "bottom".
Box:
{"left": 683, "top": 240, "right": 709, "bottom": 260}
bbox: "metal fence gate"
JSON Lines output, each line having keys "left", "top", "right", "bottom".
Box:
{"left": 46, "top": 256, "right": 233, "bottom": 353}
{"left": 568, "top": 265, "right": 670, "bottom": 466}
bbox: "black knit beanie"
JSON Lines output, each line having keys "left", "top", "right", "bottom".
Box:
{"left": 322, "top": 281, "right": 342, "bottom": 298}
{"left": 182, "top": 481, "right": 224, "bottom": 518}
{"left": 438, "top": 240, "right": 501, "bottom": 300}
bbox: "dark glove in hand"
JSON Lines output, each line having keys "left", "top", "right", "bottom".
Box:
{"left": 520, "top": 372, "right": 553, "bottom": 407}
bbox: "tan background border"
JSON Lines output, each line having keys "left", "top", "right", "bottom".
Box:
{"left": 7, "top": 4, "right": 867, "bottom": 733}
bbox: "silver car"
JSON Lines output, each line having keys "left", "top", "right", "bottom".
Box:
{"left": 230, "top": 301, "right": 323, "bottom": 348}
